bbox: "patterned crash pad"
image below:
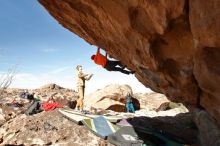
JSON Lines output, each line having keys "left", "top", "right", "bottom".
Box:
{"left": 59, "top": 108, "right": 125, "bottom": 123}
{"left": 82, "top": 116, "right": 120, "bottom": 139}
{"left": 58, "top": 108, "right": 91, "bottom": 125}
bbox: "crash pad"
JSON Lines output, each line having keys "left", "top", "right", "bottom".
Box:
{"left": 60, "top": 108, "right": 124, "bottom": 123}
{"left": 58, "top": 108, "right": 91, "bottom": 125}
{"left": 82, "top": 116, "right": 120, "bottom": 139}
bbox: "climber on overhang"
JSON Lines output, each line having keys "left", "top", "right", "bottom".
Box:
{"left": 91, "top": 48, "right": 135, "bottom": 75}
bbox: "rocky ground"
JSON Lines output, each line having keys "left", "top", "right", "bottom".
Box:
{"left": 0, "top": 110, "right": 111, "bottom": 146}
{"left": 0, "top": 84, "right": 199, "bottom": 145}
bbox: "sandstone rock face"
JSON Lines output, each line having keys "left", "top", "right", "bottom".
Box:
{"left": 38, "top": 0, "right": 220, "bottom": 124}
{"left": 130, "top": 113, "right": 198, "bottom": 144}
{"left": 85, "top": 84, "right": 177, "bottom": 113}
{"left": 193, "top": 109, "right": 220, "bottom": 146}
{"left": 84, "top": 84, "right": 132, "bottom": 111}
{"left": 134, "top": 92, "right": 169, "bottom": 110}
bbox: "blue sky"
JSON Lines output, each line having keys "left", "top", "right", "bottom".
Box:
{"left": 0, "top": 0, "right": 152, "bottom": 94}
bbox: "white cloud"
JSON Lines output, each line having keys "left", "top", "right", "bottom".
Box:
{"left": 49, "top": 66, "right": 72, "bottom": 74}
{"left": 85, "top": 70, "right": 153, "bottom": 94}
{"left": 9, "top": 66, "right": 153, "bottom": 94}
{"left": 10, "top": 73, "right": 41, "bottom": 89}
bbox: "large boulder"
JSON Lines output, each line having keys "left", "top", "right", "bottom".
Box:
{"left": 84, "top": 84, "right": 132, "bottom": 111}
{"left": 40, "top": 83, "right": 64, "bottom": 90}
{"left": 134, "top": 92, "right": 169, "bottom": 110}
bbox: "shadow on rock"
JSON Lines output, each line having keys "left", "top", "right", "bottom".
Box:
{"left": 127, "top": 112, "right": 198, "bottom": 145}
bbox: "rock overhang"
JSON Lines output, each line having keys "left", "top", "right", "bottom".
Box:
{"left": 38, "top": 0, "right": 220, "bottom": 125}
